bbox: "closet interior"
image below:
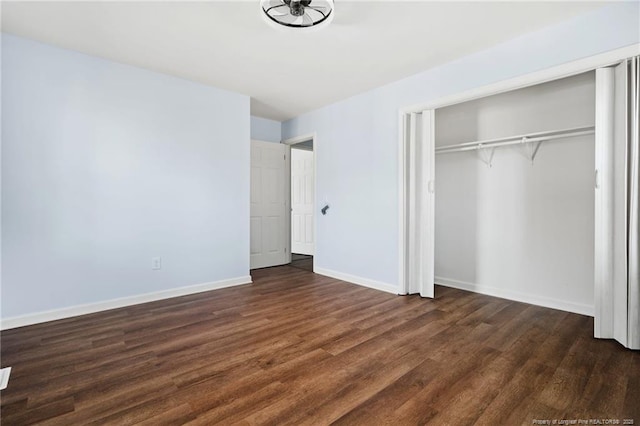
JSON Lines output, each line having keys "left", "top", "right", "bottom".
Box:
{"left": 433, "top": 71, "right": 596, "bottom": 315}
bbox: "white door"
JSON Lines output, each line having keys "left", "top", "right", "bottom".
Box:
{"left": 250, "top": 140, "right": 288, "bottom": 269}
{"left": 291, "top": 148, "right": 314, "bottom": 255}
{"left": 403, "top": 110, "right": 435, "bottom": 298}
{"left": 594, "top": 61, "right": 639, "bottom": 349}
{"left": 422, "top": 110, "right": 435, "bottom": 298}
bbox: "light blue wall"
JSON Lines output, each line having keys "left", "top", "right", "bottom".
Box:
{"left": 282, "top": 2, "right": 640, "bottom": 288}
{"left": 251, "top": 116, "right": 281, "bottom": 143}
{"left": 1, "top": 34, "right": 251, "bottom": 319}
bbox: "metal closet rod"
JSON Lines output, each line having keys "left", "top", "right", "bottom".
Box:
{"left": 435, "top": 125, "right": 595, "bottom": 154}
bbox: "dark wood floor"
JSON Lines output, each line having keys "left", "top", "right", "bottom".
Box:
{"left": 1, "top": 266, "right": 638, "bottom": 425}
{"left": 290, "top": 254, "right": 313, "bottom": 272}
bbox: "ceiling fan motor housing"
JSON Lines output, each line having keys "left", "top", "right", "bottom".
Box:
{"left": 262, "top": 0, "right": 334, "bottom": 29}
{"left": 285, "top": 1, "right": 312, "bottom": 17}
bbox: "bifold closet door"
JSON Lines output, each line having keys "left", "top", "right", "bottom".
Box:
{"left": 629, "top": 57, "right": 640, "bottom": 350}
{"left": 594, "top": 58, "right": 640, "bottom": 350}
{"left": 404, "top": 111, "right": 435, "bottom": 298}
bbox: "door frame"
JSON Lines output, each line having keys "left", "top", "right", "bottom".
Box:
{"left": 397, "top": 43, "right": 640, "bottom": 296}
{"left": 282, "top": 133, "right": 317, "bottom": 270}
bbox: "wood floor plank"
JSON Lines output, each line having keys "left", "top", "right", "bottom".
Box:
{"left": 537, "top": 336, "right": 600, "bottom": 411}
{"left": 331, "top": 357, "right": 443, "bottom": 425}
{"left": 135, "top": 403, "right": 196, "bottom": 426}
{"left": 390, "top": 345, "right": 502, "bottom": 424}
{"left": 1, "top": 397, "right": 75, "bottom": 425}
{"left": 188, "top": 381, "right": 288, "bottom": 425}
{"left": 2, "top": 265, "right": 638, "bottom": 424}
{"left": 474, "top": 360, "right": 556, "bottom": 425}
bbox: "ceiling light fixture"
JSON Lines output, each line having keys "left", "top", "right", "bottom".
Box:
{"left": 260, "top": 0, "right": 334, "bottom": 29}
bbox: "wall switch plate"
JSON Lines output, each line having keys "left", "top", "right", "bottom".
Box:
{"left": 152, "top": 257, "right": 162, "bottom": 270}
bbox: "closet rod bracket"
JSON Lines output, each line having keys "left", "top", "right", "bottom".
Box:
{"left": 523, "top": 137, "right": 543, "bottom": 164}
{"left": 477, "top": 144, "right": 496, "bottom": 168}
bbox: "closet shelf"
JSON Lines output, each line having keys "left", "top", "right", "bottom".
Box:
{"left": 434, "top": 125, "right": 595, "bottom": 155}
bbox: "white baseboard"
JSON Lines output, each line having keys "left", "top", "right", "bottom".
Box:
{"left": 435, "top": 276, "right": 594, "bottom": 317}
{"left": 314, "top": 267, "right": 398, "bottom": 295}
{"left": 0, "top": 276, "right": 253, "bottom": 331}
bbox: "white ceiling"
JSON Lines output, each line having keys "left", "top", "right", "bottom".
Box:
{"left": 1, "top": 1, "right": 609, "bottom": 121}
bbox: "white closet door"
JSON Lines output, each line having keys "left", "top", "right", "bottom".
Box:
{"left": 291, "top": 148, "right": 314, "bottom": 255}
{"left": 421, "top": 110, "right": 435, "bottom": 298}
{"left": 627, "top": 56, "right": 639, "bottom": 350}
{"left": 407, "top": 113, "right": 420, "bottom": 295}
{"left": 594, "top": 67, "right": 616, "bottom": 339}
{"left": 405, "top": 111, "right": 435, "bottom": 298}
{"left": 250, "top": 140, "right": 288, "bottom": 269}
{"left": 594, "top": 62, "right": 634, "bottom": 348}
{"left": 611, "top": 61, "right": 629, "bottom": 346}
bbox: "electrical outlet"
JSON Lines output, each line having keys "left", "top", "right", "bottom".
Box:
{"left": 152, "top": 257, "right": 162, "bottom": 270}
{"left": 0, "top": 367, "right": 11, "bottom": 391}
